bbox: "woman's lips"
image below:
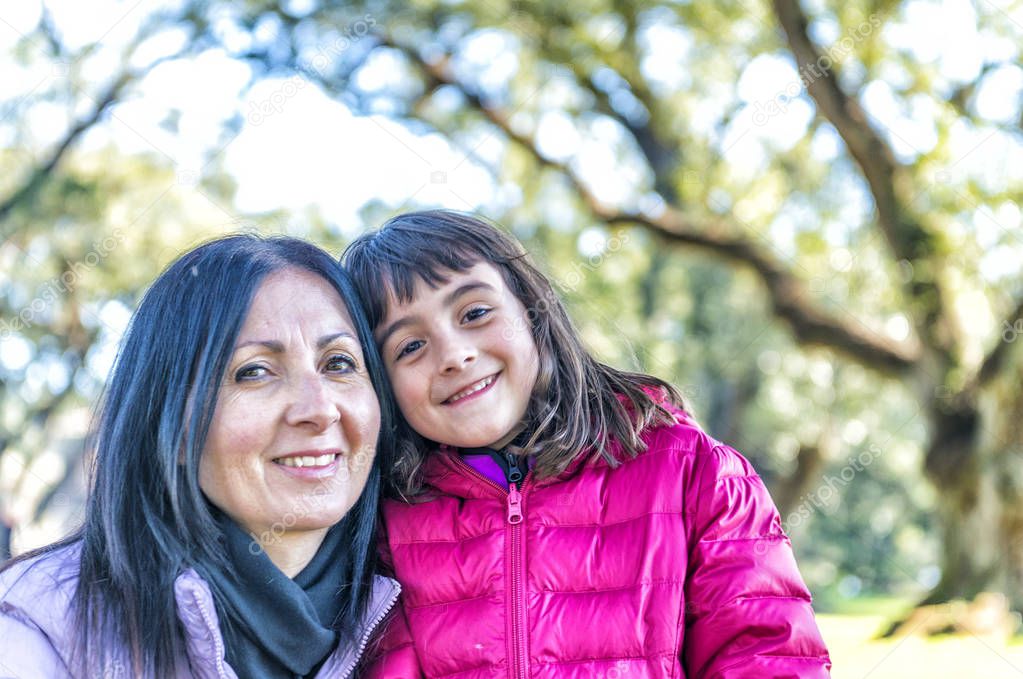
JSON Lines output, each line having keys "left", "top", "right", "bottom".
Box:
{"left": 271, "top": 451, "right": 342, "bottom": 479}
{"left": 274, "top": 452, "right": 338, "bottom": 468}
{"left": 443, "top": 373, "right": 498, "bottom": 405}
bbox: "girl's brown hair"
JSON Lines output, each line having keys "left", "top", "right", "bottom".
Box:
{"left": 343, "top": 209, "right": 685, "bottom": 497}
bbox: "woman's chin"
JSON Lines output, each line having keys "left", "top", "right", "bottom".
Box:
{"left": 248, "top": 506, "right": 353, "bottom": 542}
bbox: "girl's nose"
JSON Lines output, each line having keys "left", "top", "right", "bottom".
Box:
{"left": 285, "top": 376, "right": 341, "bottom": 431}
{"left": 439, "top": 335, "right": 478, "bottom": 374}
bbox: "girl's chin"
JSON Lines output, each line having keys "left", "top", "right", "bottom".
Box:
{"left": 450, "top": 434, "right": 515, "bottom": 450}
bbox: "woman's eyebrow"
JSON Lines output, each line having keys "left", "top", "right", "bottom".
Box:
{"left": 316, "top": 331, "right": 357, "bottom": 349}
{"left": 235, "top": 339, "right": 285, "bottom": 353}
{"left": 234, "top": 332, "right": 356, "bottom": 353}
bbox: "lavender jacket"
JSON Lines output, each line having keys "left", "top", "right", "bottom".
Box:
{"left": 0, "top": 543, "right": 400, "bottom": 678}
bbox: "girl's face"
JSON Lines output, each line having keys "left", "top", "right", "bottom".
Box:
{"left": 377, "top": 262, "right": 540, "bottom": 450}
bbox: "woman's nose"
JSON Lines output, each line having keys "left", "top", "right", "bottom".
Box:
{"left": 285, "top": 376, "right": 341, "bottom": 430}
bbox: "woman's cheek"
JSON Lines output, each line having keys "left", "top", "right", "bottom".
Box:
{"left": 219, "top": 392, "right": 270, "bottom": 454}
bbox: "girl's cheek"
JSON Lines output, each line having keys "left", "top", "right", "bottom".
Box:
{"left": 397, "top": 364, "right": 428, "bottom": 396}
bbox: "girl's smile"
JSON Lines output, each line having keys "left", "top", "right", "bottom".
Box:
{"left": 377, "top": 262, "right": 539, "bottom": 449}
{"left": 442, "top": 373, "right": 498, "bottom": 404}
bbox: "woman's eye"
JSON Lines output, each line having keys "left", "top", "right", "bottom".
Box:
{"left": 463, "top": 307, "right": 491, "bottom": 323}
{"left": 397, "top": 339, "right": 424, "bottom": 359}
{"left": 235, "top": 364, "right": 268, "bottom": 381}
{"left": 325, "top": 354, "right": 357, "bottom": 373}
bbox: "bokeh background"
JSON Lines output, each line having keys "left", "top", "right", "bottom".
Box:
{"left": 1, "top": 1, "right": 1022, "bottom": 676}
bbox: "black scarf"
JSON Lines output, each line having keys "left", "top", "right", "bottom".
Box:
{"left": 201, "top": 512, "right": 350, "bottom": 679}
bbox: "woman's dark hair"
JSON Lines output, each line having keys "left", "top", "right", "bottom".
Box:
{"left": 3, "top": 235, "right": 395, "bottom": 676}
{"left": 342, "top": 209, "right": 685, "bottom": 497}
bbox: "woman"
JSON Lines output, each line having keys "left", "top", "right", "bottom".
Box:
{"left": 0, "top": 235, "right": 399, "bottom": 678}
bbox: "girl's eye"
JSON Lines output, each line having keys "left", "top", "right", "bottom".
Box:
{"left": 325, "top": 354, "right": 358, "bottom": 373}
{"left": 397, "top": 339, "right": 424, "bottom": 359}
{"left": 463, "top": 307, "right": 491, "bottom": 323}
{"left": 235, "top": 364, "right": 268, "bottom": 381}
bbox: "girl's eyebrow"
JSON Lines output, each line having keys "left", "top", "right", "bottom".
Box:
{"left": 377, "top": 280, "right": 495, "bottom": 346}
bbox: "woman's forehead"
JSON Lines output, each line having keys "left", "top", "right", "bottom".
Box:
{"left": 240, "top": 269, "right": 355, "bottom": 335}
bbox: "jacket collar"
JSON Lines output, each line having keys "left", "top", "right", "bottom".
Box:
{"left": 422, "top": 444, "right": 598, "bottom": 498}
{"left": 420, "top": 393, "right": 690, "bottom": 498}
{"left": 174, "top": 569, "right": 401, "bottom": 679}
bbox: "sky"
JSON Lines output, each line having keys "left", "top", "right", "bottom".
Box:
{"left": 1, "top": 0, "right": 1021, "bottom": 242}
{"left": 1, "top": 0, "right": 1021, "bottom": 396}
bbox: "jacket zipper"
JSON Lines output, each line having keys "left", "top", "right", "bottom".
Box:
{"left": 508, "top": 481, "right": 528, "bottom": 679}
{"left": 190, "top": 590, "right": 231, "bottom": 679}
{"left": 450, "top": 455, "right": 531, "bottom": 679}
{"left": 335, "top": 586, "right": 400, "bottom": 679}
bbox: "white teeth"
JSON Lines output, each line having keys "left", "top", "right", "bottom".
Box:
{"left": 275, "top": 453, "right": 336, "bottom": 468}
{"left": 447, "top": 375, "right": 495, "bottom": 403}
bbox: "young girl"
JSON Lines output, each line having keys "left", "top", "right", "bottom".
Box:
{"left": 344, "top": 210, "right": 831, "bottom": 678}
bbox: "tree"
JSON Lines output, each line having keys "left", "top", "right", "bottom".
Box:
{"left": 4, "top": 0, "right": 1021, "bottom": 623}
{"left": 0, "top": 1, "right": 258, "bottom": 544}
{"left": 219, "top": 0, "right": 1022, "bottom": 613}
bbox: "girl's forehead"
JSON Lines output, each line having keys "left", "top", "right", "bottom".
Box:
{"left": 387, "top": 261, "right": 507, "bottom": 304}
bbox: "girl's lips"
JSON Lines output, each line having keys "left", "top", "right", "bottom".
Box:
{"left": 443, "top": 373, "right": 499, "bottom": 405}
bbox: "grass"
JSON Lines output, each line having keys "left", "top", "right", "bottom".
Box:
{"left": 821, "top": 600, "right": 1023, "bottom": 678}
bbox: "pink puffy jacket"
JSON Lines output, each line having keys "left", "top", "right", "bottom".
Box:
{"left": 366, "top": 412, "right": 831, "bottom": 678}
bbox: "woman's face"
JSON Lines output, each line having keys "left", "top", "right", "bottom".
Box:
{"left": 199, "top": 268, "right": 380, "bottom": 546}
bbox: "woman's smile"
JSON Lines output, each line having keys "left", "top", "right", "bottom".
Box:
{"left": 272, "top": 450, "right": 341, "bottom": 468}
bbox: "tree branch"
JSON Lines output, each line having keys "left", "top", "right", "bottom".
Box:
{"left": 389, "top": 38, "right": 919, "bottom": 375}
{"left": 770, "top": 0, "right": 960, "bottom": 361}
{"left": 0, "top": 72, "right": 131, "bottom": 230}
{"left": 770, "top": 0, "right": 906, "bottom": 255}
{"left": 560, "top": 56, "right": 681, "bottom": 203}
{"left": 975, "top": 294, "right": 1023, "bottom": 388}
{"left": 541, "top": 4, "right": 682, "bottom": 204}
{"left": 0, "top": 2, "right": 206, "bottom": 235}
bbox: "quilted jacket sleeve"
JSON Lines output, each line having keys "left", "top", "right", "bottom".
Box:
{"left": 360, "top": 597, "right": 423, "bottom": 678}
{"left": 0, "top": 603, "right": 73, "bottom": 678}
{"left": 682, "top": 441, "right": 831, "bottom": 678}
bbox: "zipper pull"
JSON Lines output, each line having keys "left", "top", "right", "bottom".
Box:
{"left": 507, "top": 483, "right": 523, "bottom": 524}
{"left": 505, "top": 452, "right": 524, "bottom": 484}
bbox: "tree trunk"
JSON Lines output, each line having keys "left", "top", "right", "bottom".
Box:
{"left": 988, "top": 353, "right": 1023, "bottom": 613}
{"left": 917, "top": 399, "right": 997, "bottom": 605}
{"left": 881, "top": 402, "right": 1004, "bottom": 637}
{"left": 921, "top": 466, "right": 1002, "bottom": 606}
{"left": 896, "top": 350, "right": 1023, "bottom": 633}
{"left": 774, "top": 441, "right": 827, "bottom": 520}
